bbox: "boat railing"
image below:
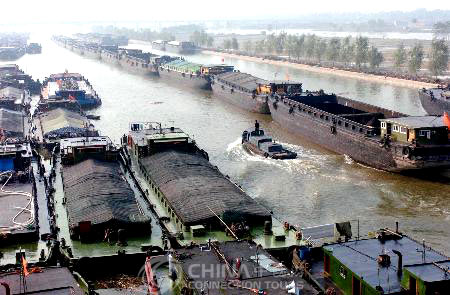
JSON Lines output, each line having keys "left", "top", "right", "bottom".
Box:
{"left": 280, "top": 97, "right": 379, "bottom": 137}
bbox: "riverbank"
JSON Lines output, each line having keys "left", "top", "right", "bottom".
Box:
{"left": 203, "top": 50, "right": 439, "bottom": 89}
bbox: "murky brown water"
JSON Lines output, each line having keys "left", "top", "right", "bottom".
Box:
{"left": 4, "top": 38, "right": 449, "bottom": 254}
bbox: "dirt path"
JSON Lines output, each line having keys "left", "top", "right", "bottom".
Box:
{"left": 203, "top": 50, "right": 438, "bottom": 89}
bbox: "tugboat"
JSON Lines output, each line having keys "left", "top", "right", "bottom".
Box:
{"left": 242, "top": 120, "right": 297, "bottom": 159}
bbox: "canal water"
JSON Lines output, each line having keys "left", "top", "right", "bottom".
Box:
{"left": 4, "top": 37, "right": 449, "bottom": 254}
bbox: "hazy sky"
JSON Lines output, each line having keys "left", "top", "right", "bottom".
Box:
{"left": 1, "top": 0, "right": 449, "bottom": 24}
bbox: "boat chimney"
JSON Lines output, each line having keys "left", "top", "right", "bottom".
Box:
{"left": 255, "top": 120, "right": 260, "bottom": 132}
{"left": 264, "top": 220, "right": 273, "bottom": 235}
{"left": 392, "top": 250, "right": 403, "bottom": 277}
{"left": 395, "top": 221, "right": 399, "bottom": 233}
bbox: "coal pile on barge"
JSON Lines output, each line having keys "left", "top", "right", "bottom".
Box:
{"left": 62, "top": 159, "right": 150, "bottom": 241}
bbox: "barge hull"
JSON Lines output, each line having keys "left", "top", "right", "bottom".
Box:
{"left": 211, "top": 82, "right": 270, "bottom": 114}
{"left": 268, "top": 98, "right": 450, "bottom": 172}
{"left": 158, "top": 68, "right": 210, "bottom": 90}
{"left": 419, "top": 92, "right": 450, "bottom": 115}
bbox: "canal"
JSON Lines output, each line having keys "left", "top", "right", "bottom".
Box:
{"left": 5, "top": 37, "right": 449, "bottom": 254}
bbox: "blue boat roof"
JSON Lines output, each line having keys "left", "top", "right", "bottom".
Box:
{"left": 404, "top": 261, "right": 450, "bottom": 283}
{"left": 324, "top": 234, "right": 449, "bottom": 294}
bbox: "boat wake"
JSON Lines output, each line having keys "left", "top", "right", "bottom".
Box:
{"left": 225, "top": 137, "right": 331, "bottom": 175}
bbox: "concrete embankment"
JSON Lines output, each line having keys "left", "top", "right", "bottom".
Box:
{"left": 203, "top": 50, "right": 438, "bottom": 89}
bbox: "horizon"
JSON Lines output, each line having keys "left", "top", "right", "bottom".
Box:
{"left": 1, "top": 1, "right": 449, "bottom": 25}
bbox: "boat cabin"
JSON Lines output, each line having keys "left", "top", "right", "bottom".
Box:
{"left": 380, "top": 116, "right": 449, "bottom": 145}
{"left": 257, "top": 81, "right": 302, "bottom": 96}
{"left": 60, "top": 136, "right": 117, "bottom": 164}
{"left": 321, "top": 230, "right": 450, "bottom": 295}
{"left": 127, "top": 122, "right": 191, "bottom": 158}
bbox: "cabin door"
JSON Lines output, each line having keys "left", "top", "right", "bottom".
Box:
{"left": 352, "top": 275, "right": 361, "bottom": 295}
{"left": 386, "top": 123, "right": 392, "bottom": 135}
{"left": 324, "top": 254, "right": 330, "bottom": 274}
{"left": 409, "top": 276, "right": 417, "bottom": 295}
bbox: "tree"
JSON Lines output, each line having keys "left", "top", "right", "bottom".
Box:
{"left": 315, "top": 39, "right": 327, "bottom": 62}
{"left": 428, "top": 39, "right": 449, "bottom": 76}
{"left": 393, "top": 43, "right": 407, "bottom": 71}
{"left": 207, "top": 36, "right": 214, "bottom": 48}
{"left": 285, "top": 35, "right": 297, "bottom": 59}
{"left": 368, "top": 46, "right": 384, "bottom": 69}
{"left": 340, "top": 36, "right": 354, "bottom": 66}
{"left": 223, "top": 39, "right": 232, "bottom": 50}
{"left": 433, "top": 21, "right": 450, "bottom": 41}
{"left": 265, "top": 34, "right": 276, "bottom": 53}
{"left": 255, "top": 40, "right": 265, "bottom": 54}
{"left": 408, "top": 43, "right": 424, "bottom": 74}
{"left": 354, "top": 36, "right": 369, "bottom": 68}
{"left": 244, "top": 40, "right": 253, "bottom": 53}
{"left": 275, "top": 32, "right": 287, "bottom": 55}
{"left": 293, "top": 34, "right": 305, "bottom": 60}
{"left": 326, "top": 38, "right": 341, "bottom": 64}
{"left": 305, "top": 34, "right": 317, "bottom": 60}
{"left": 231, "top": 38, "right": 239, "bottom": 50}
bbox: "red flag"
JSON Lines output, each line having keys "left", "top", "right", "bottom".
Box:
{"left": 68, "top": 94, "right": 76, "bottom": 101}
{"left": 22, "top": 256, "right": 30, "bottom": 276}
{"left": 221, "top": 58, "right": 225, "bottom": 63}
{"left": 444, "top": 112, "right": 450, "bottom": 129}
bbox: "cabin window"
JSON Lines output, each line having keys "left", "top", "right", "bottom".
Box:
{"left": 400, "top": 127, "right": 407, "bottom": 134}
{"left": 314, "top": 113, "right": 317, "bottom": 117}
{"left": 359, "top": 128, "right": 363, "bottom": 133}
{"left": 352, "top": 125, "right": 356, "bottom": 130}
{"left": 320, "top": 114, "right": 324, "bottom": 119}
{"left": 325, "top": 116, "right": 329, "bottom": 121}
{"left": 339, "top": 266, "right": 347, "bottom": 279}
{"left": 419, "top": 130, "right": 431, "bottom": 139}
{"left": 338, "top": 121, "right": 342, "bottom": 126}
{"left": 393, "top": 125, "right": 400, "bottom": 132}
{"left": 345, "top": 122, "right": 349, "bottom": 128}
{"left": 381, "top": 122, "right": 386, "bottom": 128}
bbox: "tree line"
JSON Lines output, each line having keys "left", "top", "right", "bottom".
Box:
{"left": 217, "top": 32, "right": 449, "bottom": 76}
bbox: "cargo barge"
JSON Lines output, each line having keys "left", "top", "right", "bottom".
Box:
{"left": 152, "top": 40, "right": 167, "bottom": 51}
{"left": 419, "top": 85, "right": 450, "bottom": 115}
{"left": 123, "top": 122, "right": 309, "bottom": 249}
{"left": 59, "top": 136, "right": 151, "bottom": 242}
{"left": 118, "top": 49, "right": 159, "bottom": 75}
{"left": 159, "top": 59, "right": 233, "bottom": 90}
{"left": 165, "top": 40, "right": 196, "bottom": 54}
{"left": 211, "top": 72, "right": 302, "bottom": 114}
{"left": 41, "top": 72, "right": 101, "bottom": 110}
{"left": 0, "top": 46, "right": 25, "bottom": 60}
{"left": 268, "top": 92, "right": 450, "bottom": 172}
{"left": 26, "top": 43, "right": 42, "bottom": 54}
